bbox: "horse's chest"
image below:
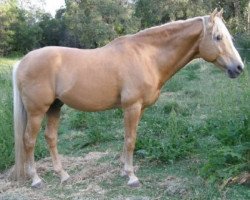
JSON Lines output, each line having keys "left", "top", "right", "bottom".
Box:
{"left": 143, "top": 89, "right": 160, "bottom": 107}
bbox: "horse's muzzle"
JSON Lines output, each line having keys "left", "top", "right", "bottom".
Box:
{"left": 227, "top": 64, "right": 244, "bottom": 78}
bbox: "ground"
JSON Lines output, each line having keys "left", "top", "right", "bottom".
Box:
{"left": 1, "top": 150, "right": 249, "bottom": 200}
{"left": 0, "top": 151, "right": 190, "bottom": 200}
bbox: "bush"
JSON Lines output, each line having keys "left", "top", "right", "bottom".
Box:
{"left": 201, "top": 66, "right": 250, "bottom": 182}
{"left": 136, "top": 108, "right": 196, "bottom": 162}
{"left": 201, "top": 109, "right": 250, "bottom": 182}
{"left": 236, "top": 33, "right": 250, "bottom": 49}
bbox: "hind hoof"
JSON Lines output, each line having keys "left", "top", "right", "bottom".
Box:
{"left": 127, "top": 179, "right": 140, "bottom": 188}
{"left": 31, "top": 180, "right": 44, "bottom": 189}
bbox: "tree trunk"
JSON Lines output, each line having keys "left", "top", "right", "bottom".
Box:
{"left": 233, "top": 1, "right": 240, "bottom": 18}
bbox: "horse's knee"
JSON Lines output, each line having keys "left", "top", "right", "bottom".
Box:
{"left": 45, "top": 133, "right": 57, "bottom": 147}
{"left": 125, "top": 137, "right": 136, "bottom": 152}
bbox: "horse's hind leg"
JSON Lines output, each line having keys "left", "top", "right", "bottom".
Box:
{"left": 45, "top": 101, "right": 70, "bottom": 183}
{"left": 24, "top": 113, "right": 44, "bottom": 188}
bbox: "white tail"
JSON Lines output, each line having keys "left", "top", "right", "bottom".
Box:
{"left": 13, "top": 61, "right": 27, "bottom": 180}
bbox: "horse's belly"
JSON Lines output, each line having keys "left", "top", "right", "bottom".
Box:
{"left": 58, "top": 85, "right": 121, "bottom": 111}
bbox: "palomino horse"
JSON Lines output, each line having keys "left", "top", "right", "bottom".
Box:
{"left": 13, "top": 9, "right": 243, "bottom": 188}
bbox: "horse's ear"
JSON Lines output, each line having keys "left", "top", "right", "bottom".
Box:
{"left": 210, "top": 8, "right": 218, "bottom": 23}
{"left": 217, "top": 8, "right": 223, "bottom": 18}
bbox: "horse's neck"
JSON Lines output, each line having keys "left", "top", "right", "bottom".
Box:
{"left": 134, "top": 17, "right": 204, "bottom": 87}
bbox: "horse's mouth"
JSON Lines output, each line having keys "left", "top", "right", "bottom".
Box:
{"left": 213, "top": 59, "right": 244, "bottom": 78}
{"left": 213, "top": 61, "right": 243, "bottom": 79}
{"left": 227, "top": 68, "right": 241, "bottom": 79}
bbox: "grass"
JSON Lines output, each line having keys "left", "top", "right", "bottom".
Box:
{"left": 0, "top": 56, "right": 250, "bottom": 199}
{"left": 0, "top": 57, "right": 17, "bottom": 170}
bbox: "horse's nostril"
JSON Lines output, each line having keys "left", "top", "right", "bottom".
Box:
{"left": 237, "top": 65, "right": 243, "bottom": 72}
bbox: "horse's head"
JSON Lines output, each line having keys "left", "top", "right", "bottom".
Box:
{"left": 199, "top": 8, "right": 244, "bottom": 78}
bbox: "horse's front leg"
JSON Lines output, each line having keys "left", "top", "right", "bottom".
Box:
{"left": 45, "top": 105, "right": 70, "bottom": 183}
{"left": 122, "top": 103, "right": 142, "bottom": 187}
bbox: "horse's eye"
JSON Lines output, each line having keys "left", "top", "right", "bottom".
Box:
{"left": 216, "top": 35, "right": 223, "bottom": 41}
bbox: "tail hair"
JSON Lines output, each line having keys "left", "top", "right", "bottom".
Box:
{"left": 12, "top": 61, "right": 27, "bottom": 180}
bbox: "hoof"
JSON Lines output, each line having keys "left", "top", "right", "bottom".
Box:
{"left": 61, "top": 172, "right": 70, "bottom": 184}
{"left": 127, "top": 179, "right": 141, "bottom": 188}
{"left": 31, "top": 180, "right": 44, "bottom": 189}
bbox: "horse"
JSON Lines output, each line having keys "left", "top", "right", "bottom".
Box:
{"left": 12, "top": 8, "right": 244, "bottom": 188}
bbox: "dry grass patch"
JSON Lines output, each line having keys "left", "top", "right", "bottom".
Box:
{"left": 0, "top": 151, "right": 120, "bottom": 200}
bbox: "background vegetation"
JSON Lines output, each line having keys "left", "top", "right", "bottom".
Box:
{"left": 0, "top": 0, "right": 250, "bottom": 199}
{"left": 0, "top": 0, "right": 250, "bottom": 56}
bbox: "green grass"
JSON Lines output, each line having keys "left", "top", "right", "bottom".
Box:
{"left": 0, "top": 57, "right": 18, "bottom": 170}
{"left": 0, "top": 57, "right": 250, "bottom": 199}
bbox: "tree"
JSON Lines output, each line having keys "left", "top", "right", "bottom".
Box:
{"left": 11, "top": 8, "right": 42, "bottom": 53}
{"left": 0, "top": 0, "right": 18, "bottom": 55}
{"left": 134, "top": 0, "right": 208, "bottom": 29}
{"left": 38, "top": 13, "right": 62, "bottom": 47}
{"left": 63, "top": 0, "right": 139, "bottom": 48}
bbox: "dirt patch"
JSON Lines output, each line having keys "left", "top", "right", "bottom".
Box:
{"left": 0, "top": 151, "right": 117, "bottom": 200}
{"left": 35, "top": 151, "right": 109, "bottom": 175}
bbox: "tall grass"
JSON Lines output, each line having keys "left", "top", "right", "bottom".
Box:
{"left": 200, "top": 67, "right": 250, "bottom": 182}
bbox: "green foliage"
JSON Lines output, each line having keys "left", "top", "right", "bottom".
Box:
{"left": 1, "top": 0, "right": 249, "bottom": 55}
{"left": 236, "top": 33, "right": 250, "bottom": 49}
{"left": 63, "top": 0, "right": 140, "bottom": 48}
{"left": 61, "top": 109, "right": 121, "bottom": 152}
{"left": 136, "top": 109, "right": 196, "bottom": 162}
{"left": 11, "top": 8, "right": 42, "bottom": 54}
{"left": 135, "top": 0, "right": 249, "bottom": 33}
{"left": 68, "top": 111, "right": 88, "bottom": 130}
{"left": 0, "top": 1, "right": 18, "bottom": 55}
{"left": 0, "top": 68, "right": 14, "bottom": 170}
{"left": 136, "top": 60, "right": 250, "bottom": 183}
{"left": 38, "top": 13, "right": 62, "bottom": 47}
{"left": 163, "top": 101, "right": 190, "bottom": 116}
{"left": 200, "top": 72, "right": 250, "bottom": 182}
{"left": 197, "top": 64, "right": 250, "bottom": 183}
{"left": 183, "top": 62, "right": 201, "bottom": 81}
{"left": 163, "top": 76, "right": 184, "bottom": 92}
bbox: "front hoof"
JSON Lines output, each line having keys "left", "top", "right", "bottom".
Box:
{"left": 127, "top": 179, "right": 141, "bottom": 188}
{"left": 31, "top": 180, "right": 44, "bottom": 189}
